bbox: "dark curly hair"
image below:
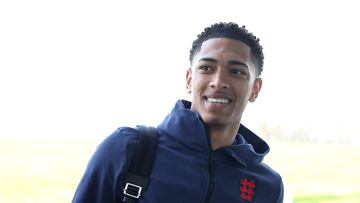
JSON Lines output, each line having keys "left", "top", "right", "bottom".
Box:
{"left": 189, "top": 22, "right": 264, "bottom": 76}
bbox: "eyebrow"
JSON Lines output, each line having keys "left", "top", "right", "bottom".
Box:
{"left": 198, "top": 57, "right": 217, "bottom": 63}
{"left": 228, "top": 60, "right": 249, "bottom": 68}
{"left": 198, "top": 57, "right": 249, "bottom": 68}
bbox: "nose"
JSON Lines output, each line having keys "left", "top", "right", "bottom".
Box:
{"left": 209, "top": 71, "right": 230, "bottom": 89}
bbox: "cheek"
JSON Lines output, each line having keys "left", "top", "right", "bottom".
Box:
{"left": 192, "top": 77, "right": 206, "bottom": 91}
{"left": 236, "top": 85, "right": 252, "bottom": 100}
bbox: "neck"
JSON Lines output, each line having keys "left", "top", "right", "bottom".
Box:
{"left": 208, "top": 123, "right": 240, "bottom": 150}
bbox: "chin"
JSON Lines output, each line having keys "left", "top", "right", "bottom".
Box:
{"left": 202, "top": 116, "right": 226, "bottom": 127}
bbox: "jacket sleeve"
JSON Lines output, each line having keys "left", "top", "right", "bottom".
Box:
{"left": 72, "top": 128, "right": 136, "bottom": 203}
{"left": 275, "top": 179, "right": 284, "bottom": 203}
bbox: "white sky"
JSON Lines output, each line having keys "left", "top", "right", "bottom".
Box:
{"left": 1, "top": 0, "right": 359, "bottom": 141}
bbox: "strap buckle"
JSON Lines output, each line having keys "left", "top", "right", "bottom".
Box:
{"left": 123, "top": 182, "right": 143, "bottom": 199}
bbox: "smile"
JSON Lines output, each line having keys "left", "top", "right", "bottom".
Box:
{"left": 206, "top": 97, "right": 230, "bottom": 104}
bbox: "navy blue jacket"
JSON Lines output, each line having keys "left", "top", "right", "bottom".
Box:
{"left": 72, "top": 100, "right": 284, "bottom": 203}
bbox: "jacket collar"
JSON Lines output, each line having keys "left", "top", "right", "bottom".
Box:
{"left": 158, "top": 100, "right": 270, "bottom": 166}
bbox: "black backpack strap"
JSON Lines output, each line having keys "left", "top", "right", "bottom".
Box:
{"left": 122, "top": 125, "right": 158, "bottom": 203}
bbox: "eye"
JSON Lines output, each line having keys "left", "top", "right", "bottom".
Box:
{"left": 198, "top": 65, "right": 213, "bottom": 72}
{"left": 230, "top": 69, "right": 246, "bottom": 76}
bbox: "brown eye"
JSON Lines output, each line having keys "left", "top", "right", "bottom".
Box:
{"left": 199, "top": 65, "right": 212, "bottom": 72}
{"left": 230, "top": 69, "right": 245, "bottom": 76}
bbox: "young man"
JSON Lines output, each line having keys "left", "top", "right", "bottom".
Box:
{"left": 72, "top": 22, "right": 284, "bottom": 203}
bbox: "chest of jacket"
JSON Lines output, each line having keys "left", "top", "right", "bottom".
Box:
{"left": 136, "top": 142, "right": 280, "bottom": 203}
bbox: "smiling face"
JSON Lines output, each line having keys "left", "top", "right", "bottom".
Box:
{"left": 186, "top": 38, "right": 262, "bottom": 129}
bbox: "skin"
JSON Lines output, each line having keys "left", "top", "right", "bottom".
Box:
{"left": 186, "top": 38, "right": 262, "bottom": 150}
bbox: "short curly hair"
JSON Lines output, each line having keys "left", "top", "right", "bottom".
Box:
{"left": 189, "top": 22, "right": 264, "bottom": 76}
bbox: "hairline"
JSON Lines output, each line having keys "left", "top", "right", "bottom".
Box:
{"left": 190, "top": 36, "right": 261, "bottom": 77}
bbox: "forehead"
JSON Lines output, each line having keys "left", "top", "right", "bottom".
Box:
{"left": 194, "top": 38, "right": 252, "bottom": 62}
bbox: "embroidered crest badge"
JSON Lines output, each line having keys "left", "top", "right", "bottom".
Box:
{"left": 240, "top": 178, "right": 255, "bottom": 201}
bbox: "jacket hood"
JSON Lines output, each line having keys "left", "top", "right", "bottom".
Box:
{"left": 158, "top": 100, "right": 270, "bottom": 166}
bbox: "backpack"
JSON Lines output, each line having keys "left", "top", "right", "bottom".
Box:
{"left": 122, "top": 125, "right": 158, "bottom": 203}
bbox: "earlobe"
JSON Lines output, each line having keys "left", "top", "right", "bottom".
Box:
{"left": 249, "top": 95, "right": 256, "bottom": 102}
{"left": 250, "top": 78, "right": 262, "bottom": 102}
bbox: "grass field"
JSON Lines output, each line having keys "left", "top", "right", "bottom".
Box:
{"left": 265, "top": 142, "right": 360, "bottom": 203}
{"left": 1, "top": 137, "right": 359, "bottom": 203}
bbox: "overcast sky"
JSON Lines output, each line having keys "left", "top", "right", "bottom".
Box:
{"left": 1, "top": 0, "right": 359, "bottom": 142}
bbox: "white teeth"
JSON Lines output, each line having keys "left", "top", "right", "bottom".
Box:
{"left": 207, "top": 97, "right": 229, "bottom": 104}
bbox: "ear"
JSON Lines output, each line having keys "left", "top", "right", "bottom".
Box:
{"left": 186, "top": 68, "right": 192, "bottom": 93}
{"left": 250, "top": 78, "right": 262, "bottom": 102}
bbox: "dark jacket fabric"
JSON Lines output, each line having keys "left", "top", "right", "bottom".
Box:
{"left": 72, "top": 100, "right": 284, "bottom": 203}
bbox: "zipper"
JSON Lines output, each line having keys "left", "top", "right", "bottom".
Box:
{"left": 204, "top": 150, "right": 216, "bottom": 203}
{"left": 204, "top": 124, "right": 216, "bottom": 203}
